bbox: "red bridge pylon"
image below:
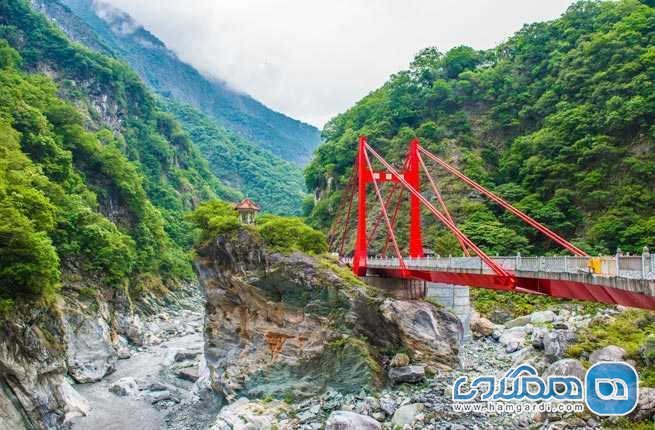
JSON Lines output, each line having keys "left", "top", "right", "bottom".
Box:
{"left": 337, "top": 136, "right": 588, "bottom": 290}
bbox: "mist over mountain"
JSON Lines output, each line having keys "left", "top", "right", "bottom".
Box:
{"left": 33, "top": 0, "right": 311, "bottom": 214}
{"left": 35, "top": 0, "right": 321, "bottom": 166}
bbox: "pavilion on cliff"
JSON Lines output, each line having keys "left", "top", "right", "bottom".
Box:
{"left": 234, "top": 198, "right": 260, "bottom": 224}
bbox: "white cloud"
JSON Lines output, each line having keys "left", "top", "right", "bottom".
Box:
{"left": 103, "top": 0, "right": 575, "bottom": 127}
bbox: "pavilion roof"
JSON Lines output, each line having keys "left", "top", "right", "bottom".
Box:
{"left": 234, "top": 198, "right": 261, "bottom": 211}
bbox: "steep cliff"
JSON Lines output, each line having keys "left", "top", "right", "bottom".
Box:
{"left": 194, "top": 227, "right": 463, "bottom": 401}
{"left": 0, "top": 279, "right": 202, "bottom": 429}
{"left": 0, "top": 2, "right": 233, "bottom": 428}
{"left": 35, "top": 0, "right": 321, "bottom": 166}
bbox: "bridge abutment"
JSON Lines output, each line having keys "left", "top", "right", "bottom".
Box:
{"left": 425, "top": 283, "right": 471, "bottom": 341}
{"left": 363, "top": 275, "right": 471, "bottom": 341}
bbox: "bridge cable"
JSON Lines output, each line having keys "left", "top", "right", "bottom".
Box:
{"left": 362, "top": 146, "right": 407, "bottom": 271}
{"left": 417, "top": 151, "right": 470, "bottom": 256}
{"left": 365, "top": 142, "right": 514, "bottom": 286}
{"left": 417, "top": 145, "right": 588, "bottom": 257}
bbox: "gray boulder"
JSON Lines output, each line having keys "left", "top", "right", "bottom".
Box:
{"left": 543, "top": 359, "right": 585, "bottom": 380}
{"left": 499, "top": 327, "right": 528, "bottom": 353}
{"left": 176, "top": 366, "right": 200, "bottom": 382}
{"left": 65, "top": 314, "right": 117, "bottom": 383}
{"left": 174, "top": 350, "right": 201, "bottom": 362}
{"left": 125, "top": 315, "right": 146, "bottom": 346}
{"left": 589, "top": 345, "right": 626, "bottom": 364}
{"left": 504, "top": 315, "right": 531, "bottom": 328}
{"left": 470, "top": 315, "right": 495, "bottom": 337}
{"left": 144, "top": 390, "right": 174, "bottom": 403}
{"left": 325, "top": 411, "right": 381, "bottom": 430}
{"left": 210, "top": 398, "right": 290, "bottom": 430}
{"left": 379, "top": 299, "right": 462, "bottom": 369}
{"left": 391, "top": 403, "right": 424, "bottom": 428}
{"left": 108, "top": 377, "right": 139, "bottom": 397}
{"left": 631, "top": 387, "right": 655, "bottom": 421}
{"left": 543, "top": 329, "right": 576, "bottom": 361}
{"left": 378, "top": 396, "right": 397, "bottom": 416}
{"left": 531, "top": 327, "right": 548, "bottom": 349}
{"left": 388, "top": 365, "right": 425, "bottom": 384}
{"left": 511, "top": 347, "right": 547, "bottom": 373}
{"left": 530, "top": 310, "right": 556, "bottom": 324}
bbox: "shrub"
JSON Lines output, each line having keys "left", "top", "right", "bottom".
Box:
{"left": 257, "top": 215, "right": 327, "bottom": 254}
{"left": 186, "top": 199, "right": 240, "bottom": 244}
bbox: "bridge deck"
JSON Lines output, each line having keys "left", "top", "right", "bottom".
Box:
{"left": 342, "top": 255, "right": 655, "bottom": 310}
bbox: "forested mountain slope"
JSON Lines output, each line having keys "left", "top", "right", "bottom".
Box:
{"left": 33, "top": 0, "right": 310, "bottom": 213}
{"left": 0, "top": 0, "right": 235, "bottom": 305}
{"left": 306, "top": 0, "right": 655, "bottom": 256}
{"left": 162, "top": 99, "right": 306, "bottom": 215}
{"left": 35, "top": 0, "right": 321, "bottom": 166}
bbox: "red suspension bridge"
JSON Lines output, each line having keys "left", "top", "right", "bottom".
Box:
{"left": 329, "top": 136, "right": 655, "bottom": 310}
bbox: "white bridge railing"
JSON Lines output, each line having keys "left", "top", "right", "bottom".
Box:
{"left": 339, "top": 253, "right": 655, "bottom": 280}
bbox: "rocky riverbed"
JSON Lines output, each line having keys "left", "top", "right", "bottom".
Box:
{"left": 3, "top": 224, "right": 654, "bottom": 430}
{"left": 203, "top": 305, "right": 655, "bottom": 430}
{"left": 69, "top": 305, "right": 220, "bottom": 430}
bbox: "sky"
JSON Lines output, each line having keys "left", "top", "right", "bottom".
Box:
{"left": 104, "top": 0, "right": 575, "bottom": 128}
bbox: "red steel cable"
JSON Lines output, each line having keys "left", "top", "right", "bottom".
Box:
{"left": 365, "top": 142, "right": 514, "bottom": 284}
{"left": 363, "top": 147, "right": 407, "bottom": 271}
{"left": 418, "top": 145, "right": 588, "bottom": 257}
{"left": 417, "top": 151, "right": 470, "bottom": 256}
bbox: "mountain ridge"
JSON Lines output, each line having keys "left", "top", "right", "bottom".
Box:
{"left": 35, "top": 0, "right": 321, "bottom": 165}
{"left": 33, "top": 0, "right": 310, "bottom": 214}
{"left": 306, "top": 0, "right": 655, "bottom": 256}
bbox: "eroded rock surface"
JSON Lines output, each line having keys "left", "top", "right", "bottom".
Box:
{"left": 195, "top": 228, "right": 462, "bottom": 402}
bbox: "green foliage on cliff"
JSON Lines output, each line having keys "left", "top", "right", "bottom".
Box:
{"left": 185, "top": 199, "right": 241, "bottom": 244}
{"left": 567, "top": 310, "right": 655, "bottom": 387}
{"left": 257, "top": 214, "right": 328, "bottom": 255}
{"left": 306, "top": 0, "right": 655, "bottom": 256}
{"left": 0, "top": 0, "right": 239, "bottom": 303}
{"left": 188, "top": 200, "right": 327, "bottom": 255}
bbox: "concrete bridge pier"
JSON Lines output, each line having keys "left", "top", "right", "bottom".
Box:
{"left": 425, "top": 283, "right": 471, "bottom": 341}
{"left": 363, "top": 275, "right": 472, "bottom": 342}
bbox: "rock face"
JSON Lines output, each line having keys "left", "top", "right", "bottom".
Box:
{"left": 196, "top": 228, "right": 462, "bottom": 401}
{"left": 0, "top": 304, "right": 73, "bottom": 429}
{"left": 589, "top": 345, "right": 626, "bottom": 363}
{"left": 0, "top": 278, "right": 201, "bottom": 429}
{"left": 379, "top": 299, "right": 462, "bottom": 369}
{"left": 65, "top": 313, "right": 117, "bottom": 383}
{"left": 325, "top": 410, "right": 381, "bottom": 430}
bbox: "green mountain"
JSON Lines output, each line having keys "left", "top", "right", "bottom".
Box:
{"left": 35, "top": 0, "right": 321, "bottom": 166}
{"left": 0, "top": 0, "right": 238, "bottom": 303}
{"left": 306, "top": 0, "right": 655, "bottom": 256}
{"left": 33, "top": 0, "right": 310, "bottom": 214}
{"left": 162, "top": 99, "right": 306, "bottom": 216}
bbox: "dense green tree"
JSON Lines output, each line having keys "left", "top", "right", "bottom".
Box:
{"left": 307, "top": 0, "right": 655, "bottom": 256}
